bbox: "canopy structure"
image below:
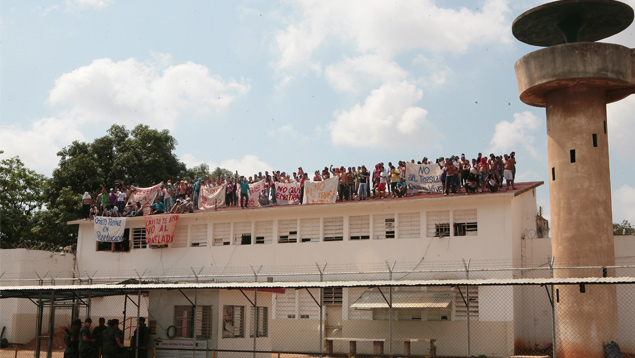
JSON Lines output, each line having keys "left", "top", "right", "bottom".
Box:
{"left": 351, "top": 290, "right": 455, "bottom": 309}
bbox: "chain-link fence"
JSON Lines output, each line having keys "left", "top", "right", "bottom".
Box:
{"left": 2, "top": 265, "right": 635, "bottom": 358}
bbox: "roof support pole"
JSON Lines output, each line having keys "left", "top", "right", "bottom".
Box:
{"left": 34, "top": 292, "right": 43, "bottom": 358}
{"left": 386, "top": 261, "right": 395, "bottom": 356}
{"left": 463, "top": 258, "right": 471, "bottom": 358}
{"left": 46, "top": 290, "right": 55, "bottom": 358}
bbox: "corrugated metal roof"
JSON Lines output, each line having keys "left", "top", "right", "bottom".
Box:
{"left": 2, "top": 276, "right": 635, "bottom": 299}
{"left": 351, "top": 290, "right": 455, "bottom": 309}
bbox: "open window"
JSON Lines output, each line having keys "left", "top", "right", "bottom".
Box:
{"left": 453, "top": 209, "right": 478, "bottom": 236}
{"left": 427, "top": 211, "right": 450, "bottom": 237}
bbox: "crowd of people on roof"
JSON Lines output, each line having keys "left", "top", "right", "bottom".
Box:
{"left": 80, "top": 151, "right": 517, "bottom": 220}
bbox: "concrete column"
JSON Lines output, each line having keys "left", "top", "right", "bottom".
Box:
{"left": 546, "top": 86, "right": 618, "bottom": 358}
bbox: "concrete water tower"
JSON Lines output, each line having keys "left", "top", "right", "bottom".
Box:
{"left": 513, "top": 0, "right": 635, "bottom": 356}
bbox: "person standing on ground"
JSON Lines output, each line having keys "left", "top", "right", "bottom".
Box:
{"left": 131, "top": 317, "right": 151, "bottom": 358}
{"left": 79, "top": 318, "right": 96, "bottom": 358}
{"left": 91, "top": 318, "right": 107, "bottom": 358}
{"left": 102, "top": 320, "right": 124, "bottom": 358}
{"left": 64, "top": 319, "right": 81, "bottom": 358}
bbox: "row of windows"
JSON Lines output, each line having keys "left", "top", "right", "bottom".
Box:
{"left": 96, "top": 210, "right": 477, "bottom": 251}
{"left": 171, "top": 305, "right": 268, "bottom": 339}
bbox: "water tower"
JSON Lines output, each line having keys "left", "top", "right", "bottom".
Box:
{"left": 513, "top": 0, "right": 635, "bottom": 356}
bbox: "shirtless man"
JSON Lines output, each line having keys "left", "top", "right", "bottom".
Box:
{"left": 477, "top": 157, "right": 489, "bottom": 193}
{"left": 503, "top": 154, "right": 516, "bottom": 190}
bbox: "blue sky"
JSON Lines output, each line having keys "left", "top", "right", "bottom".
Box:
{"left": 1, "top": 0, "right": 634, "bottom": 224}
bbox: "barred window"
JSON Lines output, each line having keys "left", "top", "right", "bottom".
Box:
{"left": 190, "top": 224, "right": 208, "bottom": 247}
{"left": 349, "top": 215, "right": 370, "bottom": 240}
{"left": 323, "top": 217, "right": 344, "bottom": 241}
{"left": 254, "top": 221, "right": 273, "bottom": 244}
{"left": 398, "top": 212, "right": 420, "bottom": 239}
{"left": 249, "top": 307, "right": 269, "bottom": 337}
{"left": 222, "top": 305, "right": 244, "bottom": 338}
{"left": 453, "top": 209, "right": 478, "bottom": 236}
{"left": 373, "top": 214, "right": 395, "bottom": 239}
{"left": 427, "top": 210, "right": 450, "bottom": 237}
{"left": 300, "top": 218, "right": 320, "bottom": 243}
{"left": 278, "top": 219, "right": 298, "bottom": 243}
{"left": 132, "top": 228, "right": 147, "bottom": 249}
{"left": 173, "top": 305, "right": 212, "bottom": 339}
{"left": 213, "top": 223, "right": 231, "bottom": 246}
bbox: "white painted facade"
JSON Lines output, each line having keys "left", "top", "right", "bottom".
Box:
{"left": 68, "top": 183, "right": 556, "bottom": 356}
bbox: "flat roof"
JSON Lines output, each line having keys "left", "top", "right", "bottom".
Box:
{"left": 68, "top": 181, "right": 544, "bottom": 225}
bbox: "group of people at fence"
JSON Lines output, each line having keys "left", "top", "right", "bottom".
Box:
{"left": 64, "top": 317, "right": 150, "bottom": 358}
{"left": 80, "top": 151, "right": 517, "bottom": 219}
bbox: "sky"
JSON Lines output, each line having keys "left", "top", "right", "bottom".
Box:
{"left": 1, "top": 0, "right": 634, "bottom": 224}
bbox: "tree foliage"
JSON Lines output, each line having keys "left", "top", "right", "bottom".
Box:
{"left": 613, "top": 220, "right": 635, "bottom": 236}
{"left": 0, "top": 156, "right": 47, "bottom": 248}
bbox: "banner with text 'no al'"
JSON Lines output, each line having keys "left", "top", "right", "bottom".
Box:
{"left": 405, "top": 162, "right": 443, "bottom": 193}
{"left": 145, "top": 214, "right": 180, "bottom": 245}
{"left": 94, "top": 216, "right": 127, "bottom": 242}
{"left": 303, "top": 177, "right": 338, "bottom": 204}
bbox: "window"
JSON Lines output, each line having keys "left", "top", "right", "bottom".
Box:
{"left": 349, "top": 215, "right": 370, "bottom": 240}
{"left": 300, "top": 218, "right": 320, "bottom": 243}
{"left": 323, "top": 217, "right": 344, "bottom": 241}
{"left": 278, "top": 219, "right": 297, "bottom": 243}
{"left": 97, "top": 229, "right": 130, "bottom": 252}
{"left": 323, "top": 287, "right": 343, "bottom": 304}
{"left": 254, "top": 221, "right": 273, "bottom": 244}
{"left": 373, "top": 215, "right": 395, "bottom": 239}
{"left": 222, "top": 305, "right": 244, "bottom": 338}
{"left": 172, "top": 224, "right": 189, "bottom": 247}
{"left": 453, "top": 209, "right": 478, "bottom": 236}
{"left": 190, "top": 224, "right": 208, "bottom": 247}
{"left": 454, "top": 286, "right": 479, "bottom": 321}
{"left": 427, "top": 211, "right": 450, "bottom": 237}
{"left": 274, "top": 292, "right": 296, "bottom": 319}
{"left": 234, "top": 222, "right": 252, "bottom": 245}
{"left": 213, "top": 223, "right": 231, "bottom": 246}
{"left": 173, "top": 305, "right": 212, "bottom": 339}
{"left": 398, "top": 213, "right": 420, "bottom": 239}
{"left": 132, "top": 228, "right": 147, "bottom": 249}
{"left": 249, "top": 307, "right": 269, "bottom": 337}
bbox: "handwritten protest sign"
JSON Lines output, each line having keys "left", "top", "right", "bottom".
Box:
{"left": 94, "top": 217, "right": 127, "bottom": 242}
{"left": 275, "top": 182, "right": 301, "bottom": 205}
{"left": 199, "top": 184, "right": 226, "bottom": 210}
{"left": 145, "top": 214, "right": 180, "bottom": 245}
{"left": 247, "top": 180, "right": 267, "bottom": 207}
{"left": 303, "top": 177, "right": 338, "bottom": 204}
{"left": 405, "top": 162, "right": 443, "bottom": 193}
{"left": 129, "top": 184, "right": 162, "bottom": 215}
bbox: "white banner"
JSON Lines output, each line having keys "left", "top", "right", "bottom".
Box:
{"left": 247, "top": 180, "right": 267, "bottom": 207}
{"left": 303, "top": 177, "right": 338, "bottom": 204}
{"left": 199, "top": 184, "right": 226, "bottom": 210}
{"left": 128, "top": 183, "right": 162, "bottom": 215}
{"left": 275, "top": 182, "right": 301, "bottom": 205}
{"left": 405, "top": 162, "right": 443, "bottom": 193}
{"left": 93, "top": 216, "right": 127, "bottom": 242}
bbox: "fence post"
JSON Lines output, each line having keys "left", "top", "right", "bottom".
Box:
{"left": 462, "top": 259, "right": 471, "bottom": 358}
{"left": 47, "top": 290, "right": 55, "bottom": 358}
{"left": 549, "top": 257, "right": 557, "bottom": 358}
{"left": 386, "top": 261, "right": 396, "bottom": 356}
{"left": 316, "top": 262, "right": 326, "bottom": 358}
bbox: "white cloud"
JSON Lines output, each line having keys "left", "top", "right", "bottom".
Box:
{"left": 328, "top": 81, "right": 441, "bottom": 147}
{"left": 66, "top": 0, "right": 113, "bottom": 10}
{"left": 489, "top": 111, "right": 542, "bottom": 158}
{"left": 49, "top": 56, "right": 251, "bottom": 130}
{"left": 275, "top": 0, "right": 511, "bottom": 81}
{"left": 613, "top": 185, "right": 635, "bottom": 224}
{"left": 181, "top": 154, "right": 273, "bottom": 179}
{"left": 325, "top": 55, "right": 408, "bottom": 93}
{"left": 0, "top": 117, "right": 85, "bottom": 174}
{"left": 607, "top": 95, "right": 635, "bottom": 159}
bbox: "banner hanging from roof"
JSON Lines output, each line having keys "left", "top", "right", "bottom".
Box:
{"left": 94, "top": 216, "right": 127, "bottom": 242}
{"left": 303, "top": 177, "right": 338, "bottom": 204}
{"left": 275, "top": 182, "right": 301, "bottom": 205}
{"left": 145, "top": 214, "right": 180, "bottom": 245}
{"left": 128, "top": 183, "right": 162, "bottom": 215}
{"left": 405, "top": 162, "right": 443, "bottom": 193}
{"left": 199, "top": 184, "right": 226, "bottom": 210}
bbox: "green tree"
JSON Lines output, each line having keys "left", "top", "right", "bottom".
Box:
{"left": 210, "top": 167, "right": 234, "bottom": 182}
{"left": 184, "top": 163, "right": 210, "bottom": 181}
{"left": 613, "top": 220, "right": 634, "bottom": 236}
{"left": 0, "top": 156, "right": 47, "bottom": 248}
